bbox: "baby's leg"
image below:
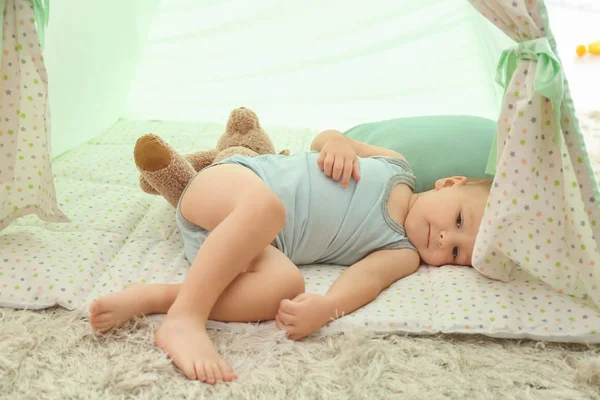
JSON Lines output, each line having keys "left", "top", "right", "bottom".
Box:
{"left": 89, "top": 245, "right": 304, "bottom": 331}
{"left": 156, "top": 163, "right": 287, "bottom": 383}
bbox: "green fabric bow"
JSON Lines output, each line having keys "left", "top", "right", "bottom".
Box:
{"left": 486, "top": 37, "right": 565, "bottom": 175}
{"left": 32, "top": 0, "right": 50, "bottom": 49}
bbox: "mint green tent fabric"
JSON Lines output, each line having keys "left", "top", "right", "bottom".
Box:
{"left": 124, "top": 0, "right": 513, "bottom": 131}
{"left": 45, "top": 0, "right": 159, "bottom": 158}
{"left": 344, "top": 115, "right": 495, "bottom": 193}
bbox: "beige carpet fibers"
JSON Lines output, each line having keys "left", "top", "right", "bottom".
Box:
{"left": 2, "top": 307, "right": 600, "bottom": 400}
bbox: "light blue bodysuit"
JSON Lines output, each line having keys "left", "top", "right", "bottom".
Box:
{"left": 176, "top": 151, "right": 417, "bottom": 266}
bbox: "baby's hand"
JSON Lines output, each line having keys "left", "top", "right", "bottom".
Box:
{"left": 317, "top": 135, "right": 361, "bottom": 188}
{"left": 275, "top": 293, "right": 332, "bottom": 340}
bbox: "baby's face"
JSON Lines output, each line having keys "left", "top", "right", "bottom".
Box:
{"left": 404, "top": 180, "right": 489, "bottom": 267}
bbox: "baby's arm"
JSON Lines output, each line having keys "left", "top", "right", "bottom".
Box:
{"left": 275, "top": 249, "right": 420, "bottom": 340}
{"left": 311, "top": 129, "right": 406, "bottom": 160}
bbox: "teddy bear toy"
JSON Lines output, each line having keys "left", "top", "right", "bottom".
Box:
{"left": 134, "top": 107, "right": 290, "bottom": 207}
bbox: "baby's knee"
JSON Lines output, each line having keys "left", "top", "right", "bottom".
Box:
{"left": 284, "top": 267, "right": 305, "bottom": 299}
{"left": 245, "top": 190, "right": 286, "bottom": 229}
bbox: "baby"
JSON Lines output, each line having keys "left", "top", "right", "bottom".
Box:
{"left": 89, "top": 129, "right": 491, "bottom": 384}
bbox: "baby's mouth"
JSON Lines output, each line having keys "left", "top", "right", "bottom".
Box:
{"left": 427, "top": 224, "right": 430, "bottom": 248}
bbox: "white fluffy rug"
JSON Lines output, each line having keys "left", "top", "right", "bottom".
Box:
{"left": 2, "top": 307, "right": 600, "bottom": 399}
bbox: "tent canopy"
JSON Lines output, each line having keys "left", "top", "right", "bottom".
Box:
{"left": 46, "top": 0, "right": 516, "bottom": 157}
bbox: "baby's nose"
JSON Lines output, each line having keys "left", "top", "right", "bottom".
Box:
{"left": 438, "top": 231, "right": 446, "bottom": 248}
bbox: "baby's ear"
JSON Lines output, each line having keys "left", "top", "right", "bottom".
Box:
{"left": 434, "top": 176, "right": 467, "bottom": 190}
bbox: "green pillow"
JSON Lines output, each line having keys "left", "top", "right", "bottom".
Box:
{"left": 344, "top": 115, "right": 496, "bottom": 193}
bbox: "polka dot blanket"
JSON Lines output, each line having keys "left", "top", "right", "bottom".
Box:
{"left": 1, "top": 115, "right": 599, "bottom": 343}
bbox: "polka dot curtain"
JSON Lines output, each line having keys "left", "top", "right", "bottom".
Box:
{"left": 0, "top": 0, "right": 68, "bottom": 231}
{"left": 469, "top": 0, "right": 600, "bottom": 305}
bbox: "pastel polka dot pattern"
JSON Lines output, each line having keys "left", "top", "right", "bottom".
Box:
{"left": 469, "top": 0, "right": 600, "bottom": 306}
{"left": 470, "top": 0, "right": 544, "bottom": 42}
{"left": 0, "top": 227, "right": 122, "bottom": 309}
{"left": 3, "top": 116, "right": 600, "bottom": 342}
{"left": 320, "top": 265, "right": 600, "bottom": 342}
{"left": 0, "top": 0, "right": 68, "bottom": 231}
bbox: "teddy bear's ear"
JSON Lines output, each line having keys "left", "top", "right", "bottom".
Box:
{"left": 279, "top": 149, "right": 290, "bottom": 156}
{"left": 225, "top": 107, "right": 259, "bottom": 135}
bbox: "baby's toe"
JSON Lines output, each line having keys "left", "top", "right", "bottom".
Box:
{"left": 194, "top": 361, "right": 207, "bottom": 382}
{"left": 179, "top": 361, "right": 197, "bottom": 381}
{"left": 204, "top": 361, "right": 216, "bottom": 384}
{"left": 211, "top": 362, "right": 224, "bottom": 383}
{"left": 219, "top": 360, "right": 236, "bottom": 381}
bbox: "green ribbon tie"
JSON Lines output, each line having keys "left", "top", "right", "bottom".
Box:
{"left": 486, "top": 37, "right": 565, "bottom": 175}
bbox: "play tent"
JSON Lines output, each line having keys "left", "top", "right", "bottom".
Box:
{"left": 1, "top": 0, "right": 599, "bottom": 343}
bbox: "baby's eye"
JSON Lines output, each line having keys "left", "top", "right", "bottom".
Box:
{"left": 453, "top": 246, "right": 459, "bottom": 259}
{"left": 456, "top": 213, "right": 462, "bottom": 228}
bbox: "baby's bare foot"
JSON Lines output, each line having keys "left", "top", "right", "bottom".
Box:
{"left": 154, "top": 314, "right": 236, "bottom": 384}
{"left": 89, "top": 284, "right": 161, "bottom": 332}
